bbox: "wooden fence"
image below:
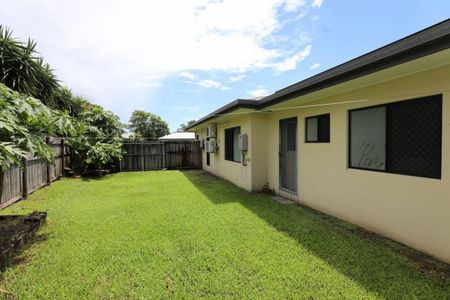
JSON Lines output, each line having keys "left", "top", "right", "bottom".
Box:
{"left": 120, "top": 141, "right": 202, "bottom": 171}
{"left": 0, "top": 137, "right": 68, "bottom": 209}
{"left": 1, "top": 139, "right": 200, "bottom": 209}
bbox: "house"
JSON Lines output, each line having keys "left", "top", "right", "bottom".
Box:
{"left": 187, "top": 20, "right": 450, "bottom": 263}
{"left": 158, "top": 132, "right": 196, "bottom": 141}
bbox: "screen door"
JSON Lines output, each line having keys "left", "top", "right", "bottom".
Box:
{"left": 279, "top": 117, "right": 297, "bottom": 194}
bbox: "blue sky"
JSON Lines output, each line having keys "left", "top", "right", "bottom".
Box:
{"left": 1, "top": 0, "right": 449, "bottom": 131}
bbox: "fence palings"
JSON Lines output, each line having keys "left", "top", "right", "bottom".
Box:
{"left": 120, "top": 141, "right": 202, "bottom": 171}
{"left": 0, "top": 137, "right": 67, "bottom": 209}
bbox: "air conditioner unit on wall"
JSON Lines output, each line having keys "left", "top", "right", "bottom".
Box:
{"left": 206, "top": 124, "right": 217, "bottom": 138}
{"left": 206, "top": 139, "right": 217, "bottom": 153}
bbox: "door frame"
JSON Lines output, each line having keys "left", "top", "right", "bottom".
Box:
{"left": 279, "top": 117, "right": 298, "bottom": 195}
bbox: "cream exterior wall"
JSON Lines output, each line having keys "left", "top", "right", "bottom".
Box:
{"left": 265, "top": 64, "right": 450, "bottom": 263}
{"left": 197, "top": 115, "right": 253, "bottom": 191}
{"left": 193, "top": 63, "right": 450, "bottom": 263}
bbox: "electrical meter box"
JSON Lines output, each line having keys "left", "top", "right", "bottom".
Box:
{"left": 238, "top": 134, "right": 248, "bottom": 151}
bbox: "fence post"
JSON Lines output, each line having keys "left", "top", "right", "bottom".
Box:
{"left": 141, "top": 143, "right": 145, "bottom": 171}
{"left": 162, "top": 142, "right": 166, "bottom": 169}
{"left": 46, "top": 137, "right": 51, "bottom": 186}
{"left": 61, "top": 138, "right": 65, "bottom": 177}
{"left": 22, "top": 157, "right": 28, "bottom": 199}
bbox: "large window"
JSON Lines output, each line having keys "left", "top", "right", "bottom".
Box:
{"left": 225, "top": 126, "right": 241, "bottom": 162}
{"left": 349, "top": 95, "right": 442, "bottom": 179}
{"left": 306, "top": 114, "right": 330, "bottom": 143}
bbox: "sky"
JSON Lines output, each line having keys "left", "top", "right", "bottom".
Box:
{"left": 1, "top": 0, "right": 449, "bottom": 132}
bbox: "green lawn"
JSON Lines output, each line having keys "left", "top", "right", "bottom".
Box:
{"left": 0, "top": 171, "right": 449, "bottom": 299}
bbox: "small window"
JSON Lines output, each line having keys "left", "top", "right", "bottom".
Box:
{"left": 349, "top": 95, "right": 442, "bottom": 179}
{"left": 225, "top": 126, "right": 241, "bottom": 162}
{"left": 306, "top": 114, "right": 330, "bottom": 143}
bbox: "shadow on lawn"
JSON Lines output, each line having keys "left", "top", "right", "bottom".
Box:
{"left": 181, "top": 170, "right": 450, "bottom": 299}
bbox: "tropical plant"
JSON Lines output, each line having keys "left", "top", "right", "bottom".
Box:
{"left": 0, "top": 26, "right": 59, "bottom": 105}
{"left": 0, "top": 83, "right": 79, "bottom": 197}
{"left": 68, "top": 104, "right": 124, "bottom": 174}
{"left": 128, "top": 110, "right": 170, "bottom": 141}
{"left": 0, "top": 25, "right": 124, "bottom": 179}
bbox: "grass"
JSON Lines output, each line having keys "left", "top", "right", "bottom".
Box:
{"left": 0, "top": 170, "right": 449, "bottom": 299}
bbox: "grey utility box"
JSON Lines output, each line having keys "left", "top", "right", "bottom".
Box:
{"left": 238, "top": 134, "right": 248, "bottom": 151}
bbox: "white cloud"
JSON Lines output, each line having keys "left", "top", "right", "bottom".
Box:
{"left": 312, "top": 0, "right": 324, "bottom": 8}
{"left": 309, "top": 62, "right": 320, "bottom": 69}
{"left": 248, "top": 87, "right": 271, "bottom": 98}
{"left": 178, "top": 71, "right": 196, "bottom": 81}
{"left": 0, "top": 0, "right": 314, "bottom": 120}
{"left": 198, "top": 80, "right": 231, "bottom": 90}
{"left": 272, "top": 45, "right": 312, "bottom": 71}
{"left": 228, "top": 74, "right": 247, "bottom": 82}
{"left": 283, "top": 0, "right": 306, "bottom": 12}
{"left": 198, "top": 80, "right": 222, "bottom": 88}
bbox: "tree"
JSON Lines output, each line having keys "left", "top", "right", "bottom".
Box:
{"left": 0, "top": 26, "right": 59, "bottom": 105}
{"left": 128, "top": 110, "right": 170, "bottom": 141}
{"left": 0, "top": 25, "right": 125, "bottom": 178}
{"left": 68, "top": 103, "right": 124, "bottom": 174}
{"left": 177, "top": 120, "right": 196, "bottom": 132}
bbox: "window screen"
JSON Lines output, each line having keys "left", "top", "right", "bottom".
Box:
{"left": 287, "top": 122, "right": 297, "bottom": 151}
{"left": 387, "top": 96, "right": 442, "bottom": 179}
{"left": 349, "top": 95, "right": 442, "bottom": 179}
{"left": 225, "top": 127, "right": 241, "bottom": 162}
{"left": 306, "top": 114, "right": 330, "bottom": 143}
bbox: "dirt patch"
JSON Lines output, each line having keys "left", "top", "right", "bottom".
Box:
{"left": 0, "top": 211, "right": 47, "bottom": 270}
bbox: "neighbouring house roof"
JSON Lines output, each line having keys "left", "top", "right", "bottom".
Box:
{"left": 158, "top": 132, "right": 196, "bottom": 141}
{"left": 187, "top": 19, "right": 450, "bottom": 130}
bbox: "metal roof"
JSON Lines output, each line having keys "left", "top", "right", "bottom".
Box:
{"left": 187, "top": 19, "right": 450, "bottom": 130}
{"left": 158, "top": 132, "right": 196, "bottom": 140}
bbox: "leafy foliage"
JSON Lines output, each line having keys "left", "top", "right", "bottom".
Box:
{"left": 178, "top": 120, "right": 196, "bottom": 132}
{"left": 0, "top": 83, "right": 79, "bottom": 171}
{"left": 0, "top": 26, "right": 125, "bottom": 176}
{"left": 68, "top": 103, "right": 124, "bottom": 173}
{"left": 85, "top": 139, "right": 123, "bottom": 169}
{"left": 128, "top": 110, "right": 170, "bottom": 141}
{"left": 0, "top": 26, "right": 58, "bottom": 105}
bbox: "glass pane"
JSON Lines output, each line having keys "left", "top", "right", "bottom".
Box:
{"left": 233, "top": 127, "right": 241, "bottom": 162}
{"left": 306, "top": 117, "right": 318, "bottom": 142}
{"left": 350, "top": 106, "right": 386, "bottom": 170}
{"left": 225, "top": 128, "right": 233, "bottom": 161}
{"left": 318, "top": 114, "right": 330, "bottom": 142}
